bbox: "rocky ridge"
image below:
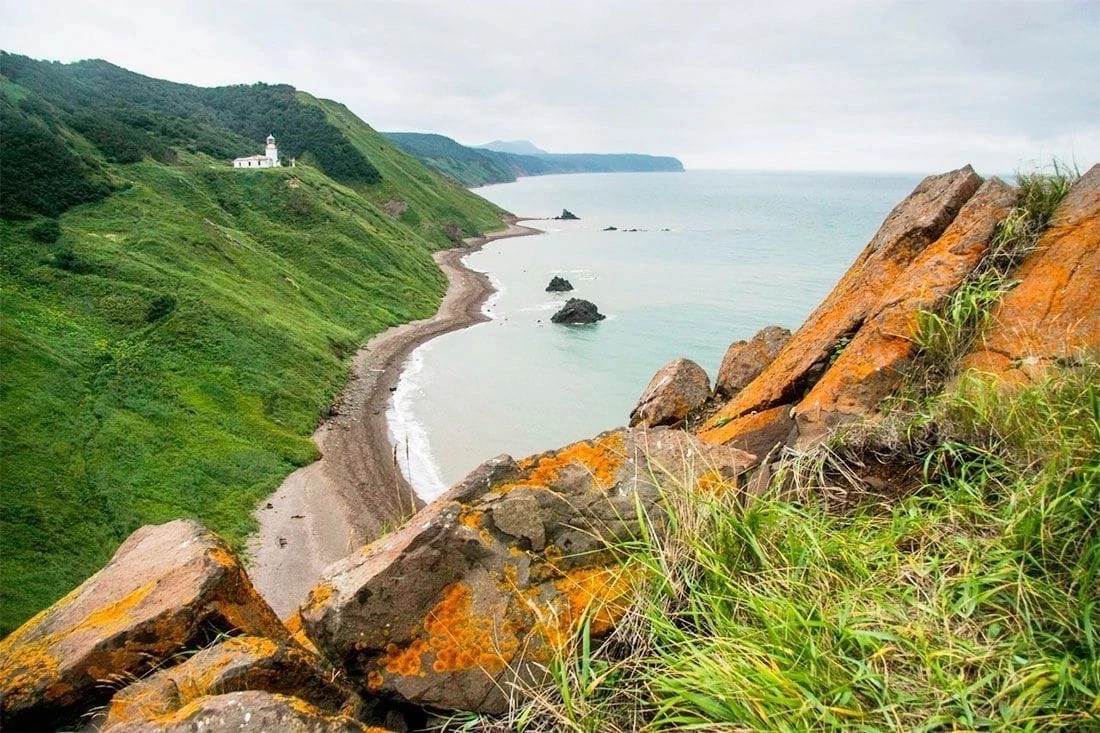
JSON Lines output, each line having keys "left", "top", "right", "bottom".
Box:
{"left": 2, "top": 164, "right": 1097, "bottom": 730}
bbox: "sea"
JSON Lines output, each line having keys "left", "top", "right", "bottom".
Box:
{"left": 387, "top": 169, "right": 925, "bottom": 501}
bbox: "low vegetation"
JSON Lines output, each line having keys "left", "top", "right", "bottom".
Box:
{"left": 0, "top": 56, "right": 505, "bottom": 634}
{"left": 442, "top": 168, "right": 1098, "bottom": 730}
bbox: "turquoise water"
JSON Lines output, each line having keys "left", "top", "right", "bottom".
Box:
{"left": 388, "top": 170, "right": 924, "bottom": 500}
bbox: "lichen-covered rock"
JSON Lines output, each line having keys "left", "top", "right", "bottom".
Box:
{"left": 104, "top": 636, "right": 363, "bottom": 729}
{"left": 299, "top": 429, "right": 753, "bottom": 714}
{"left": 700, "top": 166, "right": 982, "bottom": 445}
{"left": 794, "top": 177, "right": 1017, "bottom": 444}
{"left": 551, "top": 297, "right": 606, "bottom": 324}
{"left": 629, "top": 358, "right": 711, "bottom": 427}
{"left": 0, "top": 520, "right": 288, "bottom": 730}
{"left": 715, "top": 326, "right": 791, "bottom": 398}
{"left": 103, "top": 690, "right": 383, "bottom": 732}
{"left": 962, "top": 164, "right": 1100, "bottom": 382}
{"left": 706, "top": 405, "right": 796, "bottom": 462}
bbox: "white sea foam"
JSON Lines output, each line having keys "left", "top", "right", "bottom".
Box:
{"left": 386, "top": 344, "right": 449, "bottom": 501}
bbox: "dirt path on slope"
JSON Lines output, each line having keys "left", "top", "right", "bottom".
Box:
{"left": 246, "top": 219, "right": 541, "bottom": 617}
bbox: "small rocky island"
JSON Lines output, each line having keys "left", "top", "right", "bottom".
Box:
{"left": 554, "top": 209, "right": 580, "bottom": 220}
{"left": 545, "top": 276, "right": 574, "bottom": 292}
{"left": 551, "top": 298, "right": 606, "bottom": 324}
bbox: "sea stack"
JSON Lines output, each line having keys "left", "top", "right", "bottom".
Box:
{"left": 546, "top": 276, "right": 574, "bottom": 292}
{"left": 551, "top": 298, "right": 606, "bottom": 324}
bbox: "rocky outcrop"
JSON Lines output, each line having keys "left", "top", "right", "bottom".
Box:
{"left": 962, "top": 164, "right": 1100, "bottom": 382}
{"left": 793, "top": 177, "right": 1018, "bottom": 443}
{"left": 0, "top": 520, "right": 288, "bottom": 730}
{"left": 715, "top": 326, "right": 791, "bottom": 398}
{"left": 554, "top": 209, "right": 580, "bottom": 220}
{"left": 104, "top": 636, "right": 364, "bottom": 729}
{"left": 103, "top": 691, "right": 382, "bottom": 733}
{"left": 299, "top": 429, "right": 754, "bottom": 713}
{"left": 551, "top": 298, "right": 606, "bottom": 324}
{"left": 699, "top": 165, "right": 983, "bottom": 447}
{"left": 629, "top": 358, "right": 711, "bottom": 427}
{"left": 545, "top": 275, "right": 574, "bottom": 292}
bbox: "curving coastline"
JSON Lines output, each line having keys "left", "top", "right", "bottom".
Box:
{"left": 246, "top": 217, "right": 541, "bottom": 617}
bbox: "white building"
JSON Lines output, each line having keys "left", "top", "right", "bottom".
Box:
{"left": 232, "top": 134, "right": 280, "bottom": 168}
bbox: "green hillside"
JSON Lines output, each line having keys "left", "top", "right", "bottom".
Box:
{"left": 0, "top": 53, "right": 505, "bottom": 634}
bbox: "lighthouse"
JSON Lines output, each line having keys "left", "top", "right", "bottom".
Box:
{"left": 265, "top": 134, "right": 279, "bottom": 166}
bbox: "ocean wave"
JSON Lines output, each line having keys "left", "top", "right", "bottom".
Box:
{"left": 386, "top": 345, "right": 449, "bottom": 501}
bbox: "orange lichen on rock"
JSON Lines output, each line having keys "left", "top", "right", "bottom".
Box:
{"left": 533, "top": 565, "right": 638, "bottom": 653}
{"left": 423, "top": 583, "right": 518, "bottom": 673}
{"left": 508, "top": 432, "right": 626, "bottom": 492}
{"left": 695, "top": 469, "right": 734, "bottom": 496}
{"left": 379, "top": 638, "right": 429, "bottom": 677}
{"left": 962, "top": 164, "right": 1100, "bottom": 382}
{"left": 702, "top": 166, "right": 983, "bottom": 435}
{"left": 376, "top": 582, "right": 521, "bottom": 682}
{"left": 366, "top": 669, "right": 384, "bottom": 691}
{"left": 303, "top": 581, "right": 335, "bottom": 612}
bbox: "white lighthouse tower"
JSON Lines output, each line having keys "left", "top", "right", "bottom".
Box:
{"left": 265, "top": 134, "right": 279, "bottom": 166}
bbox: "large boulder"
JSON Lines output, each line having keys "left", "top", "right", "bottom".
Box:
{"left": 551, "top": 298, "right": 606, "bottom": 324}
{"left": 794, "top": 177, "right": 1018, "bottom": 443}
{"left": 104, "top": 636, "right": 364, "bottom": 729}
{"left": 299, "top": 429, "right": 754, "bottom": 714}
{"left": 962, "top": 164, "right": 1100, "bottom": 382}
{"left": 715, "top": 326, "right": 792, "bottom": 398}
{"left": 102, "top": 690, "right": 383, "bottom": 733}
{"left": 629, "top": 358, "right": 711, "bottom": 428}
{"left": 699, "top": 165, "right": 983, "bottom": 445}
{"left": 0, "top": 520, "right": 288, "bottom": 730}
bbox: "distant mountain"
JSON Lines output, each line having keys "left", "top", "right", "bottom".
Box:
{"left": 385, "top": 132, "right": 684, "bottom": 187}
{"left": 477, "top": 139, "right": 549, "bottom": 156}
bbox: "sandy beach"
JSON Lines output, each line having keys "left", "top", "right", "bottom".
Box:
{"left": 246, "top": 218, "right": 541, "bottom": 617}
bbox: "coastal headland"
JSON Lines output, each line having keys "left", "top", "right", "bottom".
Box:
{"left": 247, "top": 218, "right": 542, "bottom": 616}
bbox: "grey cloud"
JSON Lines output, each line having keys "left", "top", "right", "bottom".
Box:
{"left": 1, "top": 0, "right": 1096, "bottom": 171}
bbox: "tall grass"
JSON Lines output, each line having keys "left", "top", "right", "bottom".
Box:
{"left": 485, "top": 363, "right": 1098, "bottom": 731}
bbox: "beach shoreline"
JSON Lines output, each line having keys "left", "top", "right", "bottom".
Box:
{"left": 246, "top": 217, "right": 541, "bottom": 617}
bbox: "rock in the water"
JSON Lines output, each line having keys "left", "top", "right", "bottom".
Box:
{"left": 602, "top": 225, "right": 618, "bottom": 231}
{"left": 555, "top": 209, "right": 580, "bottom": 220}
{"left": 794, "top": 177, "right": 1018, "bottom": 444}
{"left": 551, "top": 298, "right": 606, "bottom": 324}
{"left": 715, "top": 326, "right": 792, "bottom": 398}
{"left": 962, "top": 164, "right": 1100, "bottom": 383}
{"left": 700, "top": 165, "right": 983, "bottom": 444}
{"left": 545, "top": 275, "right": 574, "bottom": 292}
{"left": 299, "top": 429, "right": 754, "bottom": 714}
{"left": 629, "top": 358, "right": 711, "bottom": 428}
{"left": 104, "top": 636, "right": 364, "bottom": 729}
{"left": 0, "top": 520, "right": 288, "bottom": 730}
{"left": 102, "top": 691, "right": 378, "bottom": 733}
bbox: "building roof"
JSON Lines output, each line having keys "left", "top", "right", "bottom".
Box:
{"left": 233, "top": 154, "right": 270, "bottom": 162}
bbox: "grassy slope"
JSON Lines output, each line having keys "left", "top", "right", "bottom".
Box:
{"left": 306, "top": 95, "right": 508, "bottom": 240}
{"left": 1, "top": 89, "right": 504, "bottom": 634}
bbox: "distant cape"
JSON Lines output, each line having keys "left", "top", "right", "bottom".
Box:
{"left": 385, "top": 132, "right": 684, "bottom": 187}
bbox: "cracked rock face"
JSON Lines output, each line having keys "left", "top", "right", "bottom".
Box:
{"left": 0, "top": 520, "right": 288, "bottom": 731}
{"left": 299, "top": 428, "right": 754, "bottom": 713}
{"left": 701, "top": 165, "right": 983, "bottom": 445}
{"left": 962, "top": 164, "right": 1100, "bottom": 383}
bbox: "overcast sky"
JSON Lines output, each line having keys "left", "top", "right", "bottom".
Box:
{"left": 2, "top": 0, "right": 1097, "bottom": 173}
